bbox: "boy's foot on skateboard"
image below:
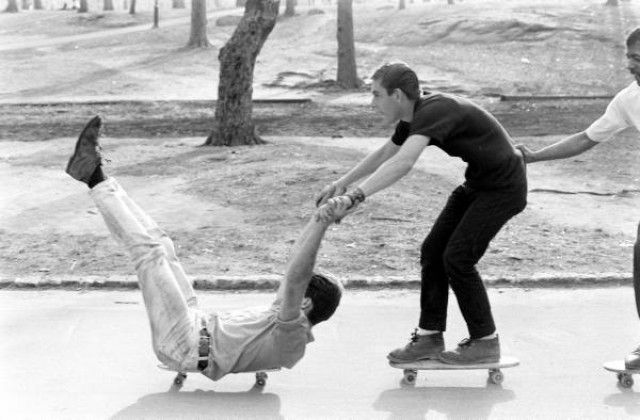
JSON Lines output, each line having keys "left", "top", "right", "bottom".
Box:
{"left": 625, "top": 345, "right": 640, "bottom": 370}
{"left": 66, "top": 115, "right": 104, "bottom": 185}
{"left": 439, "top": 336, "right": 500, "bottom": 365}
{"left": 387, "top": 329, "right": 444, "bottom": 363}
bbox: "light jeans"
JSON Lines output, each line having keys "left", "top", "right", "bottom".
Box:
{"left": 91, "top": 177, "right": 203, "bottom": 372}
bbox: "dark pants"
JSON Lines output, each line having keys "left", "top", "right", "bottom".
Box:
{"left": 418, "top": 183, "right": 527, "bottom": 339}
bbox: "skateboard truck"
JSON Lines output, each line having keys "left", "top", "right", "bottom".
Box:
{"left": 159, "top": 365, "right": 273, "bottom": 389}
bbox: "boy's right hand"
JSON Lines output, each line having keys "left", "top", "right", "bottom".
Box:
{"left": 514, "top": 144, "right": 535, "bottom": 163}
{"left": 315, "top": 182, "right": 347, "bottom": 207}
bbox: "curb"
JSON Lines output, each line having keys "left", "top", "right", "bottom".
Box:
{"left": 0, "top": 273, "right": 632, "bottom": 291}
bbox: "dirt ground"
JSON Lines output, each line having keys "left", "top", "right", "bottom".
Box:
{"left": 0, "top": 0, "right": 638, "bottom": 281}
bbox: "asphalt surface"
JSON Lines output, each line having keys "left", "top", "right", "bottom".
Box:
{"left": 2, "top": 287, "right": 639, "bottom": 419}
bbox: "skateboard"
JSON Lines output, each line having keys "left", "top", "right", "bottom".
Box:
{"left": 158, "top": 364, "right": 279, "bottom": 388}
{"left": 603, "top": 360, "right": 638, "bottom": 388}
{"left": 389, "top": 356, "right": 519, "bottom": 385}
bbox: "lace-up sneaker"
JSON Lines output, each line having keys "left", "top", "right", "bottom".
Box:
{"left": 439, "top": 336, "right": 500, "bottom": 365}
{"left": 387, "top": 329, "right": 445, "bottom": 363}
{"left": 625, "top": 345, "right": 640, "bottom": 370}
{"left": 65, "top": 116, "right": 103, "bottom": 183}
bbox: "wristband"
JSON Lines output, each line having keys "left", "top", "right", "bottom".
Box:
{"left": 346, "top": 187, "right": 366, "bottom": 208}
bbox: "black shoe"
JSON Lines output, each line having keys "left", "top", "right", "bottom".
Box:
{"left": 66, "top": 116, "right": 103, "bottom": 183}
{"left": 387, "top": 329, "right": 445, "bottom": 363}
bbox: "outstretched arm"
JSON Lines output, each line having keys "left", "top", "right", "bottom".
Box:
{"left": 277, "top": 201, "right": 352, "bottom": 321}
{"left": 356, "top": 134, "right": 430, "bottom": 198}
{"left": 316, "top": 140, "right": 400, "bottom": 206}
{"left": 517, "top": 131, "right": 598, "bottom": 164}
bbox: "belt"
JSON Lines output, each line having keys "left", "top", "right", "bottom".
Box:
{"left": 197, "top": 320, "right": 211, "bottom": 371}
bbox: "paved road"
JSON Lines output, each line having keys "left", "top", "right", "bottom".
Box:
{"left": 2, "top": 287, "right": 639, "bottom": 419}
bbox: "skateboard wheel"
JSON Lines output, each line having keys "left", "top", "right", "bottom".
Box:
{"left": 174, "top": 372, "right": 187, "bottom": 386}
{"left": 256, "top": 372, "right": 268, "bottom": 386}
{"left": 488, "top": 369, "right": 504, "bottom": 385}
{"left": 619, "top": 374, "right": 634, "bottom": 389}
{"left": 403, "top": 369, "right": 417, "bottom": 384}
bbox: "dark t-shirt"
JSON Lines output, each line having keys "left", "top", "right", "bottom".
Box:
{"left": 391, "top": 93, "right": 526, "bottom": 190}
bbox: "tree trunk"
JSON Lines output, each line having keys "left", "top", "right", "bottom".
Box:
{"left": 20, "top": 0, "right": 30, "bottom": 9}
{"left": 4, "top": 0, "right": 19, "bottom": 11}
{"left": 186, "top": 0, "right": 211, "bottom": 47}
{"left": 398, "top": 0, "right": 404, "bottom": 9}
{"left": 104, "top": 0, "right": 114, "bottom": 10}
{"left": 205, "top": 0, "right": 280, "bottom": 146}
{"left": 129, "top": 0, "right": 136, "bottom": 14}
{"left": 284, "top": 0, "right": 294, "bottom": 16}
{"left": 447, "top": 0, "right": 454, "bottom": 4}
{"left": 78, "top": 0, "right": 88, "bottom": 12}
{"left": 173, "top": 0, "right": 185, "bottom": 8}
{"left": 336, "top": 0, "right": 360, "bottom": 89}
{"left": 605, "top": 0, "right": 618, "bottom": 5}
{"left": 34, "top": 0, "right": 43, "bottom": 9}
{"left": 153, "top": 0, "right": 159, "bottom": 28}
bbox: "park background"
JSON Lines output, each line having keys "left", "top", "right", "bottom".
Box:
{"left": 1, "top": 0, "right": 639, "bottom": 285}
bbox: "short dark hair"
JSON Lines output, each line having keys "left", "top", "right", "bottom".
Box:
{"left": 371, "top": 62, "right": 420, "bottom": 100}
{"left": 304, "top": 272, "right": 343, "bottom": 325}
{"left": 627, "top": 27, "right": 640, "bottom": 47}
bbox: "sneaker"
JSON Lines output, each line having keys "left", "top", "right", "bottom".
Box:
{"left": 66, "top": 116, "right": 103, "bottom": 183}
{"left": 387, "top": 329, "right": 444, "bottom": 363}
{"left": 439, "top": 336, "right": 500, "bottom": 365}
{"left": 625, "top": 345, "right": 640, "bottom": 370}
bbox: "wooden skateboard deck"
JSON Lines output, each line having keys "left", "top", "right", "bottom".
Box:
{"left": 158, "top": 364, "right": 280, "bottom": 388}
{"left": 389, "top": 356, "right": 519, "bottom": 385}
{"left": 603, "top": 360, "right": 639, "bottom": 388}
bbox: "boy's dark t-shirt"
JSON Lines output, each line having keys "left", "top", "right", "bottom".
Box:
{"left": 391, "top": 93, "right": 526, "bottom": 190}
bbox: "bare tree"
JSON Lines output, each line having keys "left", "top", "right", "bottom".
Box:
{"left": 20, "top": 0, "right": 30, "bottom": 9}
{"left": 398, "top": 0, "right": 404, "bottom": 9}
{"left": 447, "top": 0, "right": 454, "bottom": 4}
{"left": 34, "top": 0, "right": 43, "bottom": 9}
{"left": 186, "top": 0, "right": 211, "bottom": 47}
{"left": 104, "top": 0, "right": 114, "bottom": 10}
{"left": 205, "top": 0, "right": 280, "bottom": 146}
{"left": 336, "top": 0, "right": 360, "bottom": 88}
{"left": 173, "top": 0, "right": 185, "bottom": 8}
{"left": 605, "top": 0, "right": 618, "bottom": 4}
{"left": 284, "top": 0, "right": 295, "bottom": 16}
{"left": 78, "top": 0, "right": 88, "bottom": 12}
{"left": 129, "top": 0, "right": 136, "bottom": 14}
{"left": 4, "top": 0, "right": 19, "bottom": 11}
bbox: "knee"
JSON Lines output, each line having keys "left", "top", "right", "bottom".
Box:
{"left": 420, "top": 242, "right": 443, "bottom": 268}
{"left": 132, "top": 241, "right": 168, "bottom": 271}
{"left": 442, "top": 249, "right": 475, "bottom": 279}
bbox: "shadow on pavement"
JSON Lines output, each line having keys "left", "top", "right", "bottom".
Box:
{"left": 373, "top": 383, "right": 515, "bottom": 420}
{"left": 604, "top": 389, "right": 640, "bottom": 417}
{"left": 110, "top": 386, "right": 283, "bottom": 420}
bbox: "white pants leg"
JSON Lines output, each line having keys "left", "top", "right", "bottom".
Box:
{"left": 90, "top": 178, "right": 201, "bottom": 372}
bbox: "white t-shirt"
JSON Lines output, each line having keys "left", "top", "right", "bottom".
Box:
{"left": 586, "top": 81, "right": 640, "bottom": 142}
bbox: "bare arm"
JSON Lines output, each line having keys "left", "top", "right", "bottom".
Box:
{"left": 276, "top": 202, "right": 352, "bottom": 321}
{"left": 520, "top": 131, "right": 599, "bottom": 164}
{"left": 316, "top": 140, "right": 400, "bottom": 206}
{"left": 356, "top": 134, "right": 430, "bottom": 197}
{"left": 336, "top": 139, "right": 401, "bottom": 187}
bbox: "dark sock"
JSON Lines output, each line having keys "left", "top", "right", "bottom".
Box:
{"left": 88, "top": 166, "right": 106, "bottom": 188}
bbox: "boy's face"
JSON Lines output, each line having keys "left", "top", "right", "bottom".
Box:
{"left": 627, "top": 41, "right": 640, "bottom": 85}
{"left": 371, "top": 79, "right": 400, "bottom": 125}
